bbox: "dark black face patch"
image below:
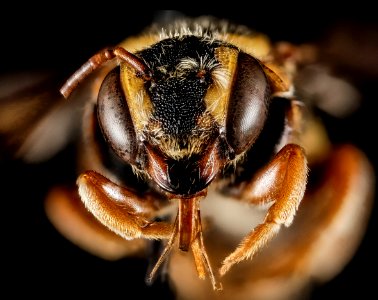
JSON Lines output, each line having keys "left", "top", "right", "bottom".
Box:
{"left": 149, "top": 77, "right": 206, "bottom": 135}
{"left": 137, "top": 36, "right": 221, "bottom": 136}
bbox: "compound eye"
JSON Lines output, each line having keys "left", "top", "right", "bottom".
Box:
{"left": 226, "top": 52, "right": 271, "bottom": 155}
{"left": 97, "top": 67, "right": 138, "bottom": 164}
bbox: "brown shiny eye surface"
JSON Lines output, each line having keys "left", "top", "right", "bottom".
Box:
{"left": 97, "top": 67, "right": 138, "bottom": 164}
{"left": 226, "top": 52, "right": 271, "bottom": 155}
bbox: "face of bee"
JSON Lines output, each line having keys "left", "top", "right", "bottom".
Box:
{"left": 97, "top": 35, "right": 271, "bottom": 196}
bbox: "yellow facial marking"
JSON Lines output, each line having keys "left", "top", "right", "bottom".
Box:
{"left": 204, "top": 46, "right": 239, "bottom": 126}
{"left": 120, "top": 64, "right": 153, "bottom": 134}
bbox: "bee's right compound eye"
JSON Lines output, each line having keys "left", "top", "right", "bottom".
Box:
{"left": 225, "top": 53, "right": 271, "bottom": 155}
{"left": 97, "top": 67, "right": 138, "bottom": 165}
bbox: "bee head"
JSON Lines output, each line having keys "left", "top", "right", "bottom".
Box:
{"left": 97, "top": 35, "right": 272, "bottom": 196}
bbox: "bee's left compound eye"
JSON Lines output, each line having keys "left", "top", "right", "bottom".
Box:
{"left": 226, "top": 53, "right": 270, "bottom": 155}
{"left": 97, "top": 67, "right": 138, "bottom": 165}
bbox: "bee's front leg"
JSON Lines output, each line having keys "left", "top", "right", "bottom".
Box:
{"left": 219, "top": 99, "right": 309, "bottom": 276}
{"left": 77, "top": 170, "right": 173, "bottom": 241}
{"left": 219, "top": 143, "right": 308, "bottom": 276}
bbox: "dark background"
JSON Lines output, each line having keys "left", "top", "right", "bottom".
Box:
{"left": 1, "top": 8, "right": 377, "bottom": 299}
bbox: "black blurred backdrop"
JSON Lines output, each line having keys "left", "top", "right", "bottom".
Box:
{"left": 1, "top": 8, "right": 377, "bottom": 299}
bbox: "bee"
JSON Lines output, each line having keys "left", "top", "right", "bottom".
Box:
{"left": 0, "top": 14, "right": 375, "bottom": 300}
